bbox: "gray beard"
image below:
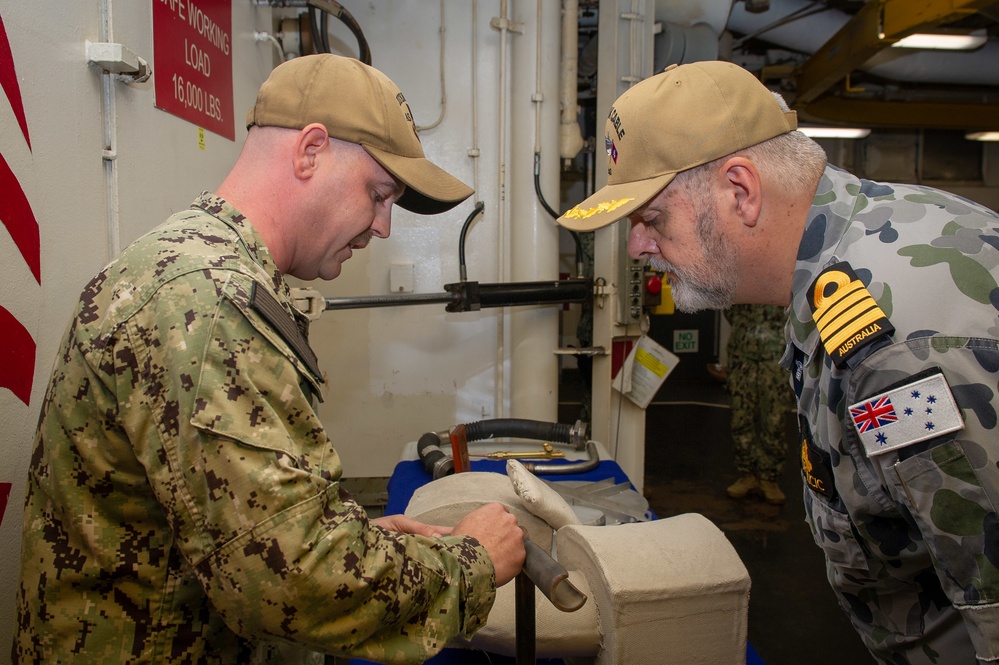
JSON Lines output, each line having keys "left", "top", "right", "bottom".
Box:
{"left": 647, "top": 213, "right": 737, "bottom": 313}
{"left": 649, "top": 255, "right": 734, "bottom": 312}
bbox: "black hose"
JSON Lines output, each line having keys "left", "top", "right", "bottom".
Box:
{"left": 416, "top": 432, "right": 453, "bottom": 479}
{"left": 308, "top": 6, "right": 323, "bottom": 55}
{"left": 534, "top": 153, "right": 583, "bottom": 273}
{"left": 458, "top": 201, "right": 485, "bottom": 282}
{"left": 464, "top": 418, "right": 573, "bottom": 444}
{"left": 307, "top": 0, "right": 372, "bottom": 65}
{"left": 320, "top": 8, "right": 330, "bottom": 53}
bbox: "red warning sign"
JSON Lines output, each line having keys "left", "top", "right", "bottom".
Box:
{"left": 153, "top": 0, "right": 234, "bottom": 140}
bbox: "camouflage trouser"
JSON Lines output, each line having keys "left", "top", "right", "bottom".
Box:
{"left": 728, "top": 356, "right": 792, "bottom": 481}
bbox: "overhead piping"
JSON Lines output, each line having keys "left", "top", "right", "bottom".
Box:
{"left": 728, "top": 0, "right": 999, "bottom": 87}
{"left": 559, "top": 0, "right": 585, "bottom": 163}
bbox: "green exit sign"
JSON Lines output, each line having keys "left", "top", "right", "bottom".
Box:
{"left": 673, "top": 329, "right": 699, "bottom": 353}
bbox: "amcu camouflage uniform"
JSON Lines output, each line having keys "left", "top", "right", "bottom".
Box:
{"left": 13, "top": 193, "right": 495, "bottom": 665}
{"left": 783, "top": 165, "right": 999, "bottom": 663}
{"left": 725, "top": 304, "right": 793, "bottom": 482}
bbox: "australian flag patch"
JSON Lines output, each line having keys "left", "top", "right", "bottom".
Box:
{"left": 849, "top": 369, "right": 964, "bottom": 457}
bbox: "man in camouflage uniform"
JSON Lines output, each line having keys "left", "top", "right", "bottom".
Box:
{"left": 557, "top": 60, "right": 999, "bottom": 663}
{"left": 724, "top": 304, "right": 794, "bottom": 505}
{"left": 13, "top": 55, "right": 525, "bottom": 665}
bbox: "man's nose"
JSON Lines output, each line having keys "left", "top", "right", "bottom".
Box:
{"left": 627, "top": 220, "right": 655, "bottom": 259}
{"left": 372, "top": 210, "right": 391, "bottom": 239}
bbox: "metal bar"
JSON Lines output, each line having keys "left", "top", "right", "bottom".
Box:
{"left": 515, "top": 571, "right": 536, "bottom": 665}
{"left": 323, "top": 279, "right": 592, "bottom": 312}
{"left": 323, "top": 292, "right": 456, "bottom": 310}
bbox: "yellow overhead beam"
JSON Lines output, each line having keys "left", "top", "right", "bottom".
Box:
{"left": 795, "top": 0, "right": 995, "bottom": 104}
{"left": 881, "top": 0, "right": 984, "bottom": 38}
{"left": 799, "top": 97, "right": 999, "bottom": 131}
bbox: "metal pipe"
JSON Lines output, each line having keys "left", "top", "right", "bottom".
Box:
{"left": 522, "top": 537, "right": 588, "bottom": 612}
{"left": 515, "top": 571, "right": 536, "bottom": 665}
{"left": 99, "top": 0, "right": 120, "bottom": 262}
{"left": 494, "top": 0, "right": 510, "bottom": 423}
{"left": 509, "top": 0, "right": 562, "bottom": 428}
{"left": 516, "top": 538, "right": 588, "bottom": 664}
{"left": 522, "top": 440, "right": 600, "bottom": 475}
{"left": 559, "top": 0, "right": 584, "bottom": 162}
{"left": 323, "top": 292, "right": 456, "bottom": 311}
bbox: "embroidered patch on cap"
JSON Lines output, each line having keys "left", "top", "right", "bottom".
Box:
{"left": 808, "top": 261, "right": 894, "bottom": 368}
{"left": 849, "top": 369, "right": 964, "bottom": 457}
{"left": 605, "top": 135, "right": 619, "bottom": 164}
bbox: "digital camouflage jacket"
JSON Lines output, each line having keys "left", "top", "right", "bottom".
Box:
{"left": 783, "top": 165, "right": 999, "bottom": 664}
{"left": 725, "top": 304, "right": 792, "bottom": 482}
{"left": 13, "top": 193, "right": 495, "bottom": 665}
{"left": 725, "top": 304, "right": 787, "bottom": 363}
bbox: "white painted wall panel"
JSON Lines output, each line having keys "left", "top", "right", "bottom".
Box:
{"left": 304, "top": 0, "right": 564, "bottom": 479}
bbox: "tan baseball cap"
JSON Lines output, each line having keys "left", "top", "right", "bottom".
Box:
{"left": 557, "top": 60, "right": 797, "bottom": 232}
{"left": 247, "top": 54, "right": 473, "bottom": 215}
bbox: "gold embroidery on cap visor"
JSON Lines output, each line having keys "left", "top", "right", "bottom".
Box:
{"left": 563, "top": 197, "right": 636, "bottom": 220}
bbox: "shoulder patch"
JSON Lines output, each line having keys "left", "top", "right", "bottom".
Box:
{"left": 849, "top": 369, "right": 964, "bottom": 457}
{"left": 807, "top": 261, "right": 894, "bottom": 368}
{"left": 250, "top": 282, "right": 323, "bottom": 381}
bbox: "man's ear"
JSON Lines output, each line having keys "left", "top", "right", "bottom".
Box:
{"left": 719, "top": 157, "right": 762, "bottom": 229}
{"left": 292, "top": 123, "right": 330, "bottom": 180}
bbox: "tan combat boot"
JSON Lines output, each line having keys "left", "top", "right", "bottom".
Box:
{"left": 726, "top": 474, "right": 760, "bottom": 499}
{"left": 760, "top": 480, "right": 786, "bottom": 505}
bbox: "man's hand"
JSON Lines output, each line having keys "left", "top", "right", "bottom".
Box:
{"left": 372, "top": 514, "right": 452, "bottom": 538}
{"left": 452, "top": 502, "right": 526, "bottom": 586}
